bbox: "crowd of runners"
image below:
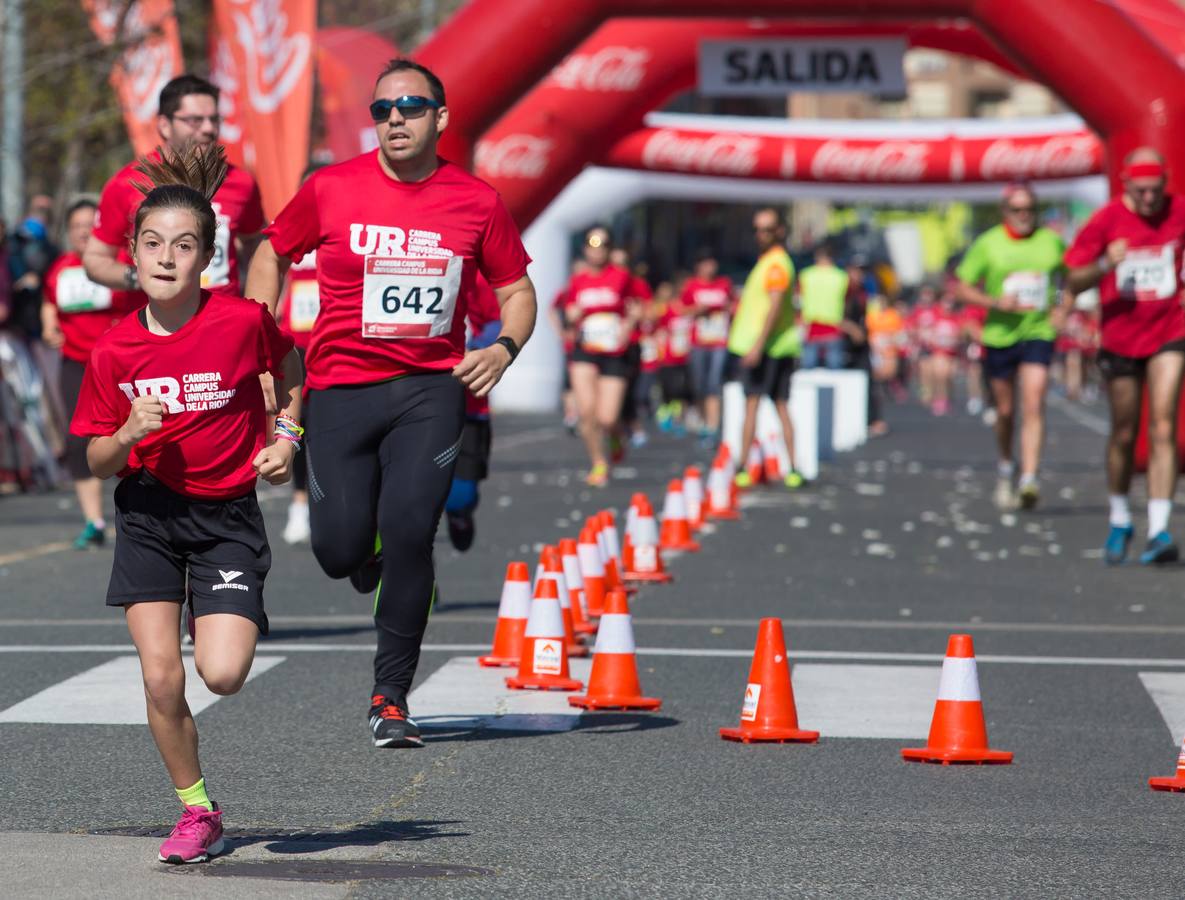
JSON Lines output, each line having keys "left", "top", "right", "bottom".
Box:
{"left": 2, "top": 60, "right": 1185, "bottom": 865}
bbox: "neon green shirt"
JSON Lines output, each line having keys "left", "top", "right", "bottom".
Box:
{"left": 728, "top": 247, "right": 799, "bottom": 358}
{"left": 798, "top": 264, "right": 849, "bottom": 326}
{"left": 956, "top": 225, "right": 1066, "bottom": 348}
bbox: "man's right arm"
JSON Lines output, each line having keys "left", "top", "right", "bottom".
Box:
{"left": 244, "top": 238, "right": 292, "bottom": 317}
{"left": 81, "top": 237, "right": 133, "bottom": 292}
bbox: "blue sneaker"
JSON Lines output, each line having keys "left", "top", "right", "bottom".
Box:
{"left": 1140, "top": 531, "right": 1179, "bottom": 566}
{"left": 1103, "top": 525, "right": 1134, "bottom": 566}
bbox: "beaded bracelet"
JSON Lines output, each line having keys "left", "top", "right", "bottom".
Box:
{"left": 274, "top": 414, "right": 304, "bottom": 448}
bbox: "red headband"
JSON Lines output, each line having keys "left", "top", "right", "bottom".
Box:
{"left": 1123, "top": 162, "right": 1166, "bottom": 180}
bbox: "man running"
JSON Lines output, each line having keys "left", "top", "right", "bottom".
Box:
{"left": 797, "top": 240, "right": 849, "bottom": 370}
{"left": 245, "top": 59, "right": 536, "bottom": 747}
{"left": 955, "top": 183, "right": 1069, "bottom": 510}
{"left": 1066, "top": 148, "right": 1185, "bottom": 564}
{"left": 83, "top": 75, "right": 263, "bottom": 300}
{"left": 728, "top": 207, "right": 802, "bottom": 489}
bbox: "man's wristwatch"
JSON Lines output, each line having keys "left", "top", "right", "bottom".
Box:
{"left": 1097, "top": 256, "right": 1114, "bottom": 274}
{"left": 494, "top": 336, "right": 520, "bottom": 363}
{"left": 123, "top": 264, "right": 139, "bottom": 291}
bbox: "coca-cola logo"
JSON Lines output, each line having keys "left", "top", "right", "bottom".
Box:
{"left": 641, "top": 130, "right": 760, "bottom": 177}
{"left": 549, "top": 46, "right": 649, "bottom": 92}
{"left": 809, "top": 140, "right": 929, "bottom": 182}
{"left": 979, "top": 134, "right": 1100, "bottom": 181}
{"left": 475, "top": 134, "right": 553, "bottom": 180}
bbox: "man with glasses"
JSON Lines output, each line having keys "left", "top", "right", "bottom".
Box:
{"left": 84, "top": 75, "right": 264, "bottom": 299}
{"left": 1066, "top": 147, "right": 1185, "bottom": 564}
{"left": 245, "top": 59, "right": 536, "bottom": 748}
{"left": 955, "top": 183, "right": 1069, "bottom": 511}
{"left": 728, "top": 206, "right": 803, "bottom": 490}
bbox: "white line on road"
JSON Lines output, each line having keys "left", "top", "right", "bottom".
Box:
{"left": 0, "top": 541, "right": 73, "bottom": 567}
{"left": 492, "top": 426, "right": 562, "bottom": 451}
{"left": 792, "top": 665, "right": 934, "bottom": 739}
{"left": 3, "top": 643, "right": 1185, "bottom": 668}
{"left": 1138, "top": 672, "right": 1185, "bottom": 744}
{"left": 0, "top": 656, "right": 285, "bottom": 724}
{"left": 1049, "top": 394, "right": 1109, "bottom": 436}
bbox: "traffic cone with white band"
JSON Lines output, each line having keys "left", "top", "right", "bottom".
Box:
{"left": 720, "top": 618, "right": 818, "bottom": 743}
{"left": 539, "top": 545, "right": 588, "bottom": 658}
{"left": 624, "top": 494, "right": 672, "bottom": 583}
{"left": 559, "top": 537, "right": 596, "bottom": 635}
{"left": 569, "top": 590, "right": 660, "bottom": 711}
{"left": 746, "top": 443, "right": 765, "bottom": 486}
{"left": 597, "top": 511, "right": 636, "bottom": 596}
{"left": 578, "top": 525, "right": 608, "bottom": 618}
{"left": 478, "top": 562, "right": 531, "bottom": 668}
{"left": 683, "top": 466, "right": 706, "bottom": 530}
{"left": 901, "top": 634, "right": 1012, "bottom": 765}
{"left": 505, "top": 578, "right": 583, "bottom": 692}
{"left": 706, "top": 457, "right": 739, "bottom": 521}
{"left": 659, "top": 480, "right": 701, "bottom": 552}
{"left": 761, "top": 429, "right": 784, "bottom": 481}
{"left": 1149, "top": 736, "right": 1185, "bottom": 791}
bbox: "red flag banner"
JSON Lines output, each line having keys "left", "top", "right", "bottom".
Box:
{"left": 207, "top": 23, "right": 249, "bottom": 169}
{"left": 315, "top": 27, "right": 400, "bottom": 164}
{"left": 211, "top": 0, "right": 316, "bottom": 218}
{"left": 83, "top": 0, "right": 184, "bottom": 157}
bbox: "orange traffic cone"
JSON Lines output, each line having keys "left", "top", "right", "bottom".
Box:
{"left": 706, "top": 456, "right": 739, "bottom": 521}
{"left": 761, "top": 430, "right": 784, "bottom": 481}
{"left": 1150, "top": 736, "right": 1185, "bottom": 791}
{"left": 539, "top": 545, "right": 588, "bottom": 658}
{"left": 720, "top": 618, "right": 818, "bottom": 743}
{"left": 683, "top": 466, "right": 706, "bottom": 530}
{"left": 597, "top": 511, "right": 637, "bottom": 596}
{"left": 902, "top": 634, "right": 1012, "bottom": 765}
{"left": 746, "top": 443, "right": 765, "bottom": 485}
{"left": 578, "top": 524, "right": 608, "bottom": 617}
{"left": 569, "top": 590, "right": 660, "bottom": 711}
{"left": 478, "top": 562, "right": 531, "bottom": 668}
{"left": 505, "top": 578, "right": 583, "bottom": 692}
{"left": 559, "top": 537, "right": 596, "bottom": 635}
{"left": 659, "top": 480, "right": 701, "bottom": 552}
{"left": 624, "top": 494, "right": 672, "bottom": 583}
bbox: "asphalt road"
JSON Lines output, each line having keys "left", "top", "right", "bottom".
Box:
{"left": 2, "top": 392, "right": 1185, "bottom": 898}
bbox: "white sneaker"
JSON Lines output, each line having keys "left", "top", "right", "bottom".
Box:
{"left": 982, "top": 408, "right": 998, "bottom": 427}
{"left": 282, "top": 501, "right": 311, "bottom": 544}
{"left": 993, "top": 477, "right": 1015, "bottom": 511}
{"left": 966, "top": 398, "right": 984, "bottom": 416}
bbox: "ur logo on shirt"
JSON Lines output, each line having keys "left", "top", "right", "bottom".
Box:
{"left": 348, "top": 223, "right": 454, "bottom": 259}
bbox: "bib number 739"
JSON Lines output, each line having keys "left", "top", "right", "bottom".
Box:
{"left": 363, "top": 255, "right": 462, "bottom": 339}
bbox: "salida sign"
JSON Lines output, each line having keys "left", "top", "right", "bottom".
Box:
{"left": 699, "top": 38, "right": 906, "bottom": 97}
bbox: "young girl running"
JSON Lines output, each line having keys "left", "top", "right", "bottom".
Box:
{"left": 71, "top": 144, "right": 302, "bottom": 864}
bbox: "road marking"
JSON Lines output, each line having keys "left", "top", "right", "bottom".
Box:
{"left": 1138, "top": 672, "right": 1185, "bottom": 745}
{"left": 0, "top": 655, "right": 285, "bottom": 725}
{"left": 408, "top": 656, "right": 592, "bottom": 733}
{"left": 0, "top": 542, "right": 73, "bottom": 567}
{"left": 792, "top": 664, "right": 935, "bottom": 738}
{"left": 492, "top": 426, "right": 562, "bottom": 451}
{"left": 1049, "top": 394, "right": 1108, "bottom": 436}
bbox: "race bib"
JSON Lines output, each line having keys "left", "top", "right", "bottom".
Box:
{"left": 640, "top": 335, "right": 659, "bottom": 365}
{"left": 362, "top": 256, "right": 461, "bottom": 339}
{"left": 669, "top": 321, "right": 692, "bottom": 358}
{"left": 1002, "top": 271, "right": 1050, "bottom": 311}
{"left": 288, "top": 280, "right": 320, "bottom": 333}
{"left": 201, "top": 215, "right": 232, "bottom": 289}
{"left": 697, "top": 310, "right": 730, "bottom": 344}
{"left": 1116, "top": 245, "right": 1177, "bottom": 301}
{"left": 580, "top": 312, "right": 624, "bottom": 354}
{"left": 55, "top": 266, "right": 112, "bottom": 313}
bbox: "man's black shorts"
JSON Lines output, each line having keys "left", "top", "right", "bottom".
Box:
{"left": 569, "top": 347, "right": 631, "bottom": 378}
{"left": 108, "top": 472, "right": 271, "bottom": 634}
{"left": 1097, "top": 338, "right": 1185, "bottom": 381}
{"left": 732, "top": 353, "right": 796, "bottom": 401}
{"left": 454, "top": 417, "right": 492, "bottom": 482}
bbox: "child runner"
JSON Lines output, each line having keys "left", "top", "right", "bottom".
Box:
{"left": 70, "top": 144, "right": 302, "bottom": 865}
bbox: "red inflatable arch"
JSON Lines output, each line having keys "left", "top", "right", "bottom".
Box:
{"left": 416, "top": 0, "right": 1185, "bottom": 228}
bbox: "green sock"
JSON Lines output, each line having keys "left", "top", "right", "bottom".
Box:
{"left": 176, "top": 777, "right": 213, "bottom": 811}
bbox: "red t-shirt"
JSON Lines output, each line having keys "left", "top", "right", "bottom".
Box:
{"left": 552, "top": 287, "right": 575, "bottom": 354}
{"left": 1064, "top": 195, "right": 1185, "bottom": 357}
{"left": 277, "top": 251, "right": 319, "bottom": 351}
{"left": 659, "top": 303, "right": 694, "bottom": 365}
{"left": 43, "top": 252, "right": 127, "bottom": 363}
{"left": 682, "top": 276, "right": 733, "bottom": 349}
{"left": 70, "top": 292, "right": 294, "bottom": 500}
{"left": 93, "top": 154, "right": 264, "bottom": 300}
{"left": 265, "top": 155, "right": 530, "bottom": 390}
{"left": 924, "top": 308, "right": 963, "bottom": 356}
{"left": 565, "top": 265, "right": 633, "bottom": 357}
{"left": 465, "top": 276, "right": 502, "bottom": 418}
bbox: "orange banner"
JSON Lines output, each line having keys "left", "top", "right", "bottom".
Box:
{"left": 211, "top": 0, "right": 316, "bottom": 218}
{"left": 315, "top": 27, "right": 400, "bottom": 165}
{"left": 83, "top": 0, "right": 184, "bottom": 157}
{"left": 207, "top": 22, "right": 249, "bottom": 169}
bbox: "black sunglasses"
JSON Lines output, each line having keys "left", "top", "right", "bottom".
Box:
{"left": 369, "top": 95, "right": 441, "bottom": 123}
{"left": 1005, "top": 205, "right": 1035, "bottom": 214}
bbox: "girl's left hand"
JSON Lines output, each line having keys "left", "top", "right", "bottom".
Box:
{"left": 253, "top": 440, "right": 296, "bottom": 485}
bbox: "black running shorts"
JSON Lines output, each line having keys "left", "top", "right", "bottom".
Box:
{"left": 108, "top": 472, "right": 271, "bottom": 634}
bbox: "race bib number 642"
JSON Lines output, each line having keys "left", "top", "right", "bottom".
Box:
{"left": 362, "top": 256, "right": 462, "bottom": 339}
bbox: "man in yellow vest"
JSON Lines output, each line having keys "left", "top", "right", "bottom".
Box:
{"left": 728, "top": 207, "right": 804, "bottom": 489}
{"left": 798, "top": 240, "right": 850, "bottom": 369}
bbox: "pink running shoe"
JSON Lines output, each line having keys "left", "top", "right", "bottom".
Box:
{"left": 158, "top": 803, "right": 224, "bottom": 864}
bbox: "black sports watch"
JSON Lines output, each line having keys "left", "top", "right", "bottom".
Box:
{"left": 494, "top": 336, "right": 520, "bottom": 363}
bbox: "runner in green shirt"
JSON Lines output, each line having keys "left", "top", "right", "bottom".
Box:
{"left": 728, "top": 206, "right": 803, "bottom": 489}
{"left": 955, "top": 183, "right": 1072, "bottom": 511}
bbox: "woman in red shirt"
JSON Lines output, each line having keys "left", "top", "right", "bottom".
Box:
{"left": 563, "top": 226, "right": 641, "bottom": 485}
{"left": 71, "top": 145, "right": 302, "bottom": 865}
{"left": 41, "top": 199, "right": 127, "bottom": 548}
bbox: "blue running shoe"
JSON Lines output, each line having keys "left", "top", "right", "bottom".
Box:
{"left": 1103, "top": 525, "right": 1134, "bottom": 566}
{"left": 1140, "top": 531, "right": 1179, "bottom": 566}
